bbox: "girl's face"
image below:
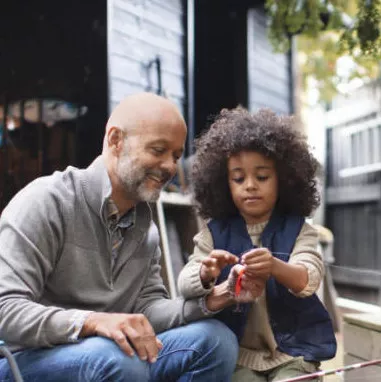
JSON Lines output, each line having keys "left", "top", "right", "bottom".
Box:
{"left": 227, "top": 151, "right": 278, "bottom": 224}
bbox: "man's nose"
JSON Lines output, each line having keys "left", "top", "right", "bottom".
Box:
{"left": 160, "top": 156, "right": 177, "bottom": 177}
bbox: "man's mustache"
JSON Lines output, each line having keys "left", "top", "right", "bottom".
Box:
{"left": 146, "top": 169, "right": 172, "bottom": 184}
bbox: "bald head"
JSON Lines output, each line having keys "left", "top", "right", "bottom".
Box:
{"left": 105, "top": 92, "right": 186, "bottom": 142}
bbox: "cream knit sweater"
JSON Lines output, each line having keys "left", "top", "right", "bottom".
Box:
{"left": 177, "top": 221, "right": 323, "bottom": 371}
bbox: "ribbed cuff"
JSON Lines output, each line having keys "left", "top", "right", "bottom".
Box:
{"left": 68, "top": 310, "right": 93, "bottom": 342}
{"left": 198, "top": 295, "right": 223, "bottom": 315}
{"left": 191, "top": 268, "right": 215, "bottom": 295}
{"left": 290, "top": 262, "right": 321, "bottom": 297}
{"left": 179, "top": 264, "right": 215, "bottom": 298}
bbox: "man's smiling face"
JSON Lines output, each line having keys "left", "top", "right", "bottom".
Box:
{"left": 116, "top": 117, "right": 186, "bottom": 202}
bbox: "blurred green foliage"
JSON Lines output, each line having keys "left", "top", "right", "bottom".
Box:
{"left": 265, "top": 0, "right": 381, "bottom": 101}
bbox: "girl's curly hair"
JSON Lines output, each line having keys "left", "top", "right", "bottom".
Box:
{"left": 191, "top": 107, "right": 320, "bottom": 220}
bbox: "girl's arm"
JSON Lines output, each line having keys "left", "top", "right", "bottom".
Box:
{"left": 242, "top": 223, "right": 323, "bottom": 296}
{"left": 177, "top": 227, "right": 237, "bottom": 299}
{"left": 177, "top": 227, "right": 215, "bottom": 298}
{"left": 285, "top": 222, "right": 324, "bottom": 296}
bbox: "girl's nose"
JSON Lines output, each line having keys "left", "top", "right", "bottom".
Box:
{"left": 246, "top": 177, "right": 257, "bottom": 190}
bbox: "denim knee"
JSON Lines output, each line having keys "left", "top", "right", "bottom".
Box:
{"left": 207, "top": 319, "right": 238, "bottom": 360}
{"left": 78, "top": 337, "right": 150, "bottom": 382}
{"left": 190, "top": 319, "right": 239, "bottom": 373}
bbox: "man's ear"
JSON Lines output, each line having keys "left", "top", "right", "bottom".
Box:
{"left": 107, "top": 126, "right": 124, "bottom": 155}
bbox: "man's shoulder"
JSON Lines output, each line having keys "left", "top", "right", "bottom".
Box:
{"left": 2, "top": 165, "right": 84, "bottom": 218}
{"left": 28, "top": 165, "right": 84, "bottom": 199}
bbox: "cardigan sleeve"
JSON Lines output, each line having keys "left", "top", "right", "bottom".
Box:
{"left": 0, "top": 180, "right": 93, "bottom": 349}
{"left": 132, "top": 244, "right": 213, "bottom": 334}
{"left": 288, "top": 222, "right": 324, "bottom": 297}
{"left": 177, "top": 226, "right": 215, "bottom": 299}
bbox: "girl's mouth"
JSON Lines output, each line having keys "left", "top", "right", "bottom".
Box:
{"left": 244, "top": 196, "right": 261, "bottom": 201}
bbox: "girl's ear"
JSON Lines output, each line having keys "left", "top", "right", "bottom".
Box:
{"left": 107, "top": 126, "right": 124, "bottom": 155}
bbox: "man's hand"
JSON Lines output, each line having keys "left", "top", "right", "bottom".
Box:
{"left": 80, "top": 312, "right": 162, "bottom": 363}
{"left": 200, "top": 250, "right": 238, "bottom": 286}
{"left": 241, "top": 248, "right": 274, "bottom": 279}
{"left": 227, "top": 264, "right": 266, "bottom": 303}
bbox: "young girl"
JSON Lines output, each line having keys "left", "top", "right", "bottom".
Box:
{"left": 177, "top": 107, "right": 336, "bottom": 382}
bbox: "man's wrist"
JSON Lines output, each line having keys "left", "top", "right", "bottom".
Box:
{"left": 205, "top": 281, "right": 235, "bottom": 311}
{"left": 69, "top": 310, "right": 93, "bottom": 342}
{"left": 79, "top": 311, "right": 100, "bottom": 338}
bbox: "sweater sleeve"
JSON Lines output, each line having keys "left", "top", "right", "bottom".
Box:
{"left": 288, "top": 222, "right": 324, "bottom": 297}
{"left": 132, "top": 245, "right": 213, "bottom": 334}
{"left": 177, "top": 226, "right": 215, "bottom": 299}
{"left": 0, "top": 181, "right": 93, "bottom": 349}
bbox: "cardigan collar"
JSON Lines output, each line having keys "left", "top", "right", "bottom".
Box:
{"left": 81, "top": 155, "right": 152, "bottom": 230}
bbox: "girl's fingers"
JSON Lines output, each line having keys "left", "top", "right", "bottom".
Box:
{"left": 202, "top": 258, "right": 217, "bottom": 267}
{"left": 224, "top": 254, "right": 239, "bottom": 264}
{"left": 210, "top": 249, "right": 233, "bottom": 257}
{"left": 242, "top": 249, "right": 271, "bottom": 262}
{"left": 245, "top": 262, "right": 270, "bottom": 271}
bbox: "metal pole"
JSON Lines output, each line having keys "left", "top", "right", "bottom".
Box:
{"left": 37, "top": 98, "right": 44, "bottom": 175}
{"left": 0, "top": 342, "right": 24, "bottom": 382}
{"left": 19, "top": 99, "right": 25, "bottom": 187}
{"left": 1, "top": 97, "right": 9, "bottom": 211}
{"left": 187, "top": 0, "right": 195, "bottom": 156}
{"left": 155, "top": 56, "right": 162, "bottom": 96}
{"left": 278, "top": 358, "right": 381, "bottom": 382}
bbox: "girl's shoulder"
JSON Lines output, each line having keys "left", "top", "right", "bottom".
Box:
{"left": 294, "top": 221, "right": 319, "bottom": 247}
{"left": 193, "top": 221, "right": 214, "bottom": 252}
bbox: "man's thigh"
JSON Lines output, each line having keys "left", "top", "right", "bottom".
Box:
{"left": 0, "top": 319, "right": 237, "bottom": 382}
{"left": 0, "top": 337, "right": 149, "bottom": 382}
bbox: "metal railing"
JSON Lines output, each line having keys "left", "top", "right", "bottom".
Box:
{"left": 0, "top": 340, "right": 24, "bottom": 382}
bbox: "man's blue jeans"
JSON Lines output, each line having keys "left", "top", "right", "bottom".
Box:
{"left": 0, "top": 319, "right": 238, "bottom": 382}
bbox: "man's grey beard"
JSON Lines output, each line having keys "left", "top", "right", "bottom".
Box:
{"left": 116, "top": 154, "right": 169, "bottom": 202}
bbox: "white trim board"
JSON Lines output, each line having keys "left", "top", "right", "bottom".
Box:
{"left": 339, "top": 162, "right": 381, "bottom": 178}
{"left": 336, "top": 297, "right": 381, "bottom": 314}
{"left": 340, "top": 116, "right": 381, "bottom": 137}
{"left": 325, "top": 101, "right": 379, "bottom": 129}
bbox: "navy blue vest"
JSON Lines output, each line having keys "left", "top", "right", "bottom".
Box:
{"left": 208, "top": 212, "right": 337, "bottom": 361}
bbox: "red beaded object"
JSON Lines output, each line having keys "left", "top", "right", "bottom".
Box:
{"left": 235, "top": 268, "right": 245, "bottom": 297}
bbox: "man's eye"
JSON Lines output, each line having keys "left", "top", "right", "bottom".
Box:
{"left": 151, "top": 147, "right": 165, "bottom": 155}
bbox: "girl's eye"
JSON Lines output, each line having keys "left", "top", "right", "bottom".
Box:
{"left": 232, "top": 177, "right": 244, "bottom": 184}
{"left": 257, "top": 176, "right": 269, "bottom": 181}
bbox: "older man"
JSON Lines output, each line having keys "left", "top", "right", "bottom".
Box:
{"left": 0, "top": 93, "right": 255, "bottom": 381}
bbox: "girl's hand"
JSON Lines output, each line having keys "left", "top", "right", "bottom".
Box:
{"left": 200, "top": 250, "right": 238, "bottom": 286}
{"left": 241, "top": 248, "right": 274, "bottom": 279}
{"left": 227, "top": 264, "right": 265, "bottom": 302}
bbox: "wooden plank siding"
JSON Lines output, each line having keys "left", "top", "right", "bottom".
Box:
{"left": 325, "top": 82, "right": 381, "bottom": 291}
{"left": 107, "top": 0, "right": 185, "bottom": 113}
{"left": 247, "top": 8, "right": 292, "bottom": 115}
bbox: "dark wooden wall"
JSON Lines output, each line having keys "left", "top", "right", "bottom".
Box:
{"left": 107, "top": 0, "right": 186, "bottom": 113}
{"left": 192, "top": 1, "right": 294, "bottom": 141}
{"left": 247, "top": 8, "right": 293, "bottom": 115}
{"left": 325, "top": 83, "right": 381, "bottom": 297}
